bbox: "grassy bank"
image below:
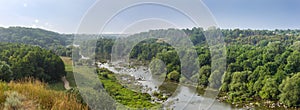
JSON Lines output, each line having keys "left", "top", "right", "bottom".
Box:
{"left": 48, "top": 57, "right": 76, "bottom": 90}
{"left": 97, "top": 68, "right": 161, "bottom": 109}
{"left": 61, "top": 57, "right": 76, "bottom": 87}
{"left": 0, "top": 79, "right": 88, "bottom": 110}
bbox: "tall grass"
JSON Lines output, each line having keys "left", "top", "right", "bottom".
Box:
{"left": 0, "top": 78, "right": 88, "bottom": 110}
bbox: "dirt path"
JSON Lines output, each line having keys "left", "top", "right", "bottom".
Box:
{"left": 62, "top": 76, "right": 71, "bottom": 90}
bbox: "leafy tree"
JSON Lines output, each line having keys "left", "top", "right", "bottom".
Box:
{"left": 0, "top": 43, "right": 66, "bottom": 82}
{"left": 259, "top": 78, "right": 279, "bottom": 100}
{"left": 0, "top": 61, "right": 13, "bottom": 81}
{"left": 285, "top": 51, "right": 300, "bottom": 74}
{"left": 198, "top": 65, "right": 211, "bottom": 86}
{"left": 279, "top": 73, "right": 300, "bottom": 107}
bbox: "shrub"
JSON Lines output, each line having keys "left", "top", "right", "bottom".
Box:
{"left": 167, "top": 70, "right": 180, "bottom": 81}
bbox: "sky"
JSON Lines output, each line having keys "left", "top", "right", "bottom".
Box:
{"left": 0, "top": 0, "right": 299, "bottom": 34}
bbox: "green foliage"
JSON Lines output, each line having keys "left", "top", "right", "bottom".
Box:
{"left": 227, "top": 71, "right": 251, "bottom": 102}
{"left": 95, "top": 38, "right": 114, "bottom": 62}
{"left": 129, "top": 38, "right": 181, "bottom": 82}
{"left": 167, "top": 70, "right": 180, "bottom": 82}
{"left": 0, "top": 27, "right": 73, "bottom": 56}
{"left": 259, "top": 78, "right": 279, "bottom": 100}
{"left": 285, "top": 50, "right": 300, "bottom": 74}
{"left": 0, "top": 61, "right": 13, "bottom": 82}
{"left": 279, "top": 73, "right": 300, "bottom": 107}
{"left": 97, "top": 68, "right": 159, "bottom": 109}
{"left": 198, "top": 65, "right": 211, "bottom": 86}
{"left": 0, "top": 43, "right": 66, "bottom": 82}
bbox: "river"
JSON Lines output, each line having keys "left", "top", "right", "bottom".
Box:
{"left": 98, "top": 62, "right": 240, "bottom": 110}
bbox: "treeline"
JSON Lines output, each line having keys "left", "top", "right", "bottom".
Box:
{"left": 0, "top": 27, "right": 119, "bottom": 57}
{"left": 0, "top": 43, "right": 66, "bottom": 82}
{"left": 0, "top": 27, "right": 74, "bottom": 56}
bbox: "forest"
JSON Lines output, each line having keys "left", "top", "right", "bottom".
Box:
{"left": 0, "top": 42, "right": 66, "bottom": 82}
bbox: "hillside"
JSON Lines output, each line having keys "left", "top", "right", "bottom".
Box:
{"left": 0, "top": 27, "right": 73, "bottom": 56}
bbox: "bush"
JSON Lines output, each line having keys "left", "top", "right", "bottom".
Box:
{"left": 167, "top": 70, "right": 180, "bottom": 82}
{"left": 4, "top": 91, "right": 38, "bottom": 110}
{"left": 279, "top": 73, "right": 300, "bottom": 107}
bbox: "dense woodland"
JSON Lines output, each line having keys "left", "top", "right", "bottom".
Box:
{"left": 0, "top": 43, "right": 66, "bottom": 82}
{"left": 0, "top": 27, "right": 74, "bottom": 56}
{"left": 1, "top": 27, "right": 300, "bottom": 108}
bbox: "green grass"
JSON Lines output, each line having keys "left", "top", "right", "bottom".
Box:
{"left": 48, "top": 57, "right": 76, "bottom": 91}
{"left": 48, "top": 81, "right": 65, "bottom": 91}
{"left": 97, "top": 68, "right": 161, "bottom": 109}
{"left": 61, "top": 57, "right": 76, "bottom": 87}
{"left": 70, "top": 64, "right": 162, "bottom": 109}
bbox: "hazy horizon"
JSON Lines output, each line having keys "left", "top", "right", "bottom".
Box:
{"left": 1, "top": 26, "right": 300, "bottom": 35}
{"left": 0, "top": 0, "right": 299, "bottom": 34}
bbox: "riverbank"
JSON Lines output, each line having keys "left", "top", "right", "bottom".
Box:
{"left": 97, "top": 68, "right": 161, "bottom": 109}
{"left": 217, "top": 92, "right": 296, "bottom": 109}
{"left": 98, "top": 62, "right": 234, "bottom": 109}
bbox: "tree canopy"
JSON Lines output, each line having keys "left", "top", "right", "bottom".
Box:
{"left": 0, "top": 42, "right": 66, "bottom": 82}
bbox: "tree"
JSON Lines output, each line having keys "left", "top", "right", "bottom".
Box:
{"left": 198, "top": 65, "right": 211, "bottom": 86}
{"left": 285, "top": 51, "right": 300, "bottom": 74}
{"left": 0, "top": 61, "right": 13, "bottom": 81}
{"left": 279, "top": 72, "right": 300, "bottom": 107}
{"left": 259, "top": 78, "right": 279, "bottom": 100}
{"left": 231, "top": 71, "right": 250, "bottom": 83}
{"left": 0, "top": 43, "right": 66, "bottom": 82}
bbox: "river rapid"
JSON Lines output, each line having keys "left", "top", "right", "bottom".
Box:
{"left": 98, "top": 62, "right": 237, "bottom": 110}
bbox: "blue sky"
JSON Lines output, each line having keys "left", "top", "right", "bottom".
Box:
{"left": 0, "top": 0, "right": 299, "bottom": 34}
{"left": 205, "top": 0, "right": 300, "bottom": 29}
